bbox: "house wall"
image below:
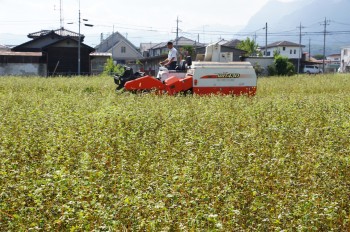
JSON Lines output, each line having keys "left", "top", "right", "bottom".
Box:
{"left": 264, "top": 46, "right": 301, "bottom": 59}
{"left": 109, "top": 41, "right": 142, "bottom": 62}
{"left": 151, "top": 48, "right": 167, "bottom": 57}
{"left": 45, "top": 47, "right": 91, "bottom": 75}
{"left": 327, "top": 55, "right": 341, "bottom": 64}
{"left": 340, "top": 48, "right": 350, "bottom": 72}
{"left": 0, "top": 63, "right": 47, "bottom": 76}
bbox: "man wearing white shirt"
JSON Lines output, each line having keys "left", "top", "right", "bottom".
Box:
{"left": 160, "top": 41, "right": 177, "bottom": 70}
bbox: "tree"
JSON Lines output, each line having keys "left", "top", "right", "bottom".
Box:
{"left": 182, "top": 45, "right": 195, "bottom": 57}
{"left": 253, "top": 62, "right": 265, "bottom": 77}
{"left": 103, "top": 58, "right": 124, "bottom": 76}
{"left": 236, "top": 37, "right": 260, "bottom": 56}
{"left": 313, "top": 54, "right": 325, "bottom": 60}
{"left": 268, "top": 55, "right": 295, "bottom": 76}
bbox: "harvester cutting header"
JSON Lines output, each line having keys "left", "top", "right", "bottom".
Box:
{"left": 114, "top": 42, "right": 257, "bottom": 96}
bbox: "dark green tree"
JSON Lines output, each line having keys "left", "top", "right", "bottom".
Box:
{"left": 237, "top": 37, "right": 260, "bottom": 56}
{"left": 268, "top": 55, "right": 295, "bottom": 76}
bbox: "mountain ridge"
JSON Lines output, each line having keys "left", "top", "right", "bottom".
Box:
{"left": 241, "top": 0, "right": 350, "bottom": 55}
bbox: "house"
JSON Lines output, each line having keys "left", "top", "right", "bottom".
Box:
{"left": 140, "top": 37, "right": 205, "bottom": 75}
{"left": 149, "top": 37, "right": 205, "bottom": 58}
{"left": 94, "top": 32, "right": 143, "bottom": 66}
{"left": 260, "top": 41, "right": 305, "bottom": 59}
{"left": 11, "top": 28, "right": 94, "bottom": 75}
{"left": 327, "top": 54, "right": 341, "bottom": 65}
{"left": 140, "top": 43, "right": 159, "bottom": 57}
{"left": 326, "top": 54, "right": 341, "bottom": 73}
{"left": 340, "top": 47, "right": 350, "bottom": 72}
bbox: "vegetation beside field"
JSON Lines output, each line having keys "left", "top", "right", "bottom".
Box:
{"left": 0, "top": 74, "right": 349, "bottom": 231}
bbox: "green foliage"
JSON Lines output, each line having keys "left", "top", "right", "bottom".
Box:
{"left": 237, "top": 37, "right": 259, "bottom": 56}
{"left": 313, "top": 54, "right": 326, "bottom": 60}
{"left": 286, "top": 61, "right": 296, "bottom": 76}
{"left": 103, "top": 57, "right": 124, "bottom": 76}
{"left": 267, "top": 64, "right": 277, "bottom": 76}
{"left": 253, "top": 62, "right": 265, "bottom": 77}
{"left": 269, "top": 55, "right": 295, "bottom": 76}
{"left": 182, "top": 45, "right": 195, "bottom": 57}
{"left": 136, "top": 59, "right": 143, "bottom": 66}
{"left": 0, "top": 75, "right": 350, "bottom": 230}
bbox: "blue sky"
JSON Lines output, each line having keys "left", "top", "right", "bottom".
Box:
{"left": 0, "top": 0, "right": 299, "bottom": 47}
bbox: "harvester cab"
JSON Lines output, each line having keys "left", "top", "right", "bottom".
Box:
{"left": 114, "top": 42, "right": 257, "bottom": 96}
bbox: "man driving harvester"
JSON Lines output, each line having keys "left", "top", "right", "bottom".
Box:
{"left": 159, "top": 41, "right": 177, "bottom": 70}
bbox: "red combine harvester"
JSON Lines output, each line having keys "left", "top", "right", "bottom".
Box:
{"left": 114, "top": 43, "right": 257, "bottom": 96}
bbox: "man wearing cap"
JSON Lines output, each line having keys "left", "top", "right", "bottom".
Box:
{"left": 160, "top": 41, "right": 177, "bottom": 70}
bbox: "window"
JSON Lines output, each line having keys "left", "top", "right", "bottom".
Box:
{"left": 294, "top": 49, "right": 297, "bottom": 54}
{"left": 283, "top": 47, "right": 286, "bottom": 51}
{"left": 290, "top": 50, "right": 292, "bottom": 54}
{"left": 121, "top": 46, "right": 126, "bottom": 53}
{"left": 267, "top": 51, "right": 271, "bottom": 56}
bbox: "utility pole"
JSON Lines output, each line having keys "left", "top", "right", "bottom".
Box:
{"left": 321, "top": 17, "right": 330, "bottom": 73}
{"left": 297, "top": 22, "right": 305, "bottom": 74}
{"left": 265, "top": 22, "right": 268, "bottom": 57}
{"left": 254, "top": 32, "right": 257, "bottom": 44}
{"left": 60, "top": 0, "right": 64, "bottom": 29}
{"left": 309, "top": 38, "right": 311, "bottom": 61}
{"left": 175, "top": 17, "right": 181, "bottom": 49}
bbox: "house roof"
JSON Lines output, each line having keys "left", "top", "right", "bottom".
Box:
{"left": 0, "top": 51, "right": 43, "bottom": 56}
{"left": 12, "top": 32, "right": 94, "bottom": 53}
{"left": 140, "top": 43, "right": 159, "bottom": 53}
{"left": 28, "top": 27, "right": 82, "bottom": 40}
{"left": 327, "top": 54, "right": 340, "bottom": 57}
{"left": 95, "top": 31, "right": 141, "bottom": 54}
{"left": 260, "top": 41, "right": 305, "bottom": 49}
{"left": 12, "top": 31, "right": 63, "bottom": 52}
{"left": 151, "top": 42, "right": 168, "bottom": 49}
{"left": 222, "top": 39, "right": 241, "bottom": 48}
{"left": 173, "top": 36, "right": 205, "bottom": 47}
{"left": 150, "top": 37, "right": 205, "bottom": 50}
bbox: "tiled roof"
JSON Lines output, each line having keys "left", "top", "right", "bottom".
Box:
{"left": 223, "top": 39, "right": 241, "bottom": 48}
{"left": 260, "top": 41, "right": 305, "bottom": 49}
{"left": 28, "top": 27, "right": 82, "bottom": 39}
{"left": 327, "top": 54, "right": 340, "bottom": 57}
{"left": 95, "top": 31, "right": 139, "bottom": 52}
{"left": 150, "top": 37, "right": 205, "bottom": 50}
